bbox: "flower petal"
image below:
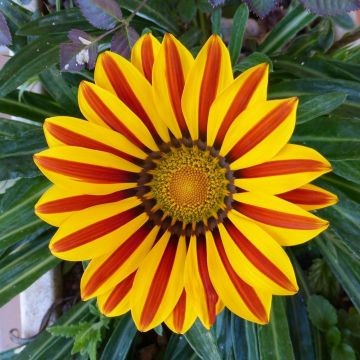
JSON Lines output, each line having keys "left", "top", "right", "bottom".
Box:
{"left": 164, "top": 289, "right": 197, "bottom": 334}
{"left": 131, "top": 33, "right": 161, "bottom": 83}
{"left": 81, "top": 222, "right": 158, "bottom": 300}
{"left": 206, "top": 230, "right": 271, "bottom": 324}
{"left": 182, "top": 35, "right": 233, "bottom": 141}
{"left": 233, "top": 192, "right": 329, "bottom": 246}
{"left": 34, "top": 146, "right": 140, "bottom": 195}
{"left": 153, "top": 33, "right": 194, "bottom": 138}
{"left": 98, "top": 272, "right": 135, "bottom": 317}
{"left": 220, "top": 98, "right": 298, "bottom": 169}
{"left": 35, "top": 185, "right": 136, "bottom": 227}
{"left": 219, "top": 212, "right": 298, "bottom": 295}
{"left": 131, "top": 233, "right": 186, "bottom": 332}
{"left": 207, "top": 63, "right": 269, "bottom": 148}
{"left": 49, "top": 198, "right": 147, "bottom": 260}
{"left": 184, "top": 234, "right": 223, "bottom": 329}
{"left": 78, "top": 81, "right": 158, "bottom": 152}
{"left": 278, "top": 184, "right": 338, "bottom": 211}
{"left": 94, "top": 51, "right": 169, "bottom": 144}
{"left": 44, "top": 117, "right": 146, "bottom": 165}
{"left": 234, "top": 144, "right": 331, "bottom": 194}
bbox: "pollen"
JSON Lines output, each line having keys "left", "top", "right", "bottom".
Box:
{"left": 150, "top": 146, "right": 229, "bottom": 225}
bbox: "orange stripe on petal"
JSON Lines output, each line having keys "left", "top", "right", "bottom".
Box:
{"left": 141, "top": 35, "right": 155, "bottom": 83}
{"left": 164, "top": 34, "right": 190, "bottom": 137}
{"left": 224, "top": 218, "right": 296, "bottom": 292}
{"left": 82, "top": 221, "right": 154, "bottom": 299}
{"left": 45, "top": 122, "right": 143, "bottom": 165}
{"left": 228, "top": 98, "right": 297, "bottom": 162}
{"left": 51, "top": 205, "right": 143, "bottom": 253}
{"left": 80, "top": 82, "right": 149, "bottom": 152}
{"left": 172, "top": 290, "right": 187, "bottom": 332}
{"left": 233, "top": 201, "right": 325, "bottom": 230}
{"left": 139, "top": 235, "right": 178, "bottom": 329}
{"left": 102, "top": 273, "right": 135, "bottom": 314}
{"left": 214, "top": 65, "right": 268, "bottom": 148}
{"left": 213, "top": 228, "right": 268, "bottom": 322}
{"left": 278, "top": 187, "right": 336, "bottom": 207}
{"left": 100, "top": 54, "right": 162, "bottom": 145}
{"left": 198, "top": 38, "right": 221, "bottom": 141}
{"left": 36, "top": 189, "right": 136, "bottom": 214}
{"left": 34, "top": 155, "right": 138, "bottom": 184}
{"left": 197, "top": 234, "right": 218, "bottom": 325}
{"left": 235, "top": 159, "right": 329, "bottom": 178}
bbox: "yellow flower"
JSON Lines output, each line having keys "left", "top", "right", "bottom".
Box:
{"left": 34, "top": 34, "right": 337, "bottom": 333}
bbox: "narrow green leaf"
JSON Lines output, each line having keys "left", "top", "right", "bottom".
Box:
{"left": 100, "top": 313, "right": 137, "bottom": 360}
{"left": 164, "top": 335, "right": 198, "bottom": 360}
{"left": 287, "top": 294, "right": 316, "bottom": 360}
{"left": 258, "top": 5, "right": 317, "bottom": 54}
{"left": 0, "top": 0, "right": 31, "bottom": 28}
{"left": 178, "top": 0, "right": 197, "bottom": 23}
{"left": 184, "top": 320, "right": 222, "bottom": 360}
{"left": 17, "top": 8, "right": 95, "bottom": 35}
{"left": 231, "top": 315, "right": 260, "bottom": 360}
{"left": 211, "top": 7, "right": 221, "bottom": 35}
{"left": 296, "top": 93, "right": 347, "bottom": 124}
{"left": 258, "top": 297, "right": 295, "bottom": 360}
{"left": 233, "top": 52, "right": 273, "bottom": 74}
{"left": 213, "top": 310, "right": 234, "bottom": 360}
{"left": 0, "top": 231, "right": 59, "bottom": 307}
{"left": 0, "top": 34, "right": 66, "bottom": 96}
{"left": 228, "top": 4, "right": 249, "bottom": 65}
{"left": 15, "top": 301, "right": 96, "bottom": 360}
{"left": 307, "top": 295, "right": 338, "bottom": 332}
{"left": 0, "top": 176, "right": 50, "bottom": 251}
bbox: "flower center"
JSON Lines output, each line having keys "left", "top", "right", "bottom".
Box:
{"left": 149, "top": 144, "right": 230, "bottom": 226}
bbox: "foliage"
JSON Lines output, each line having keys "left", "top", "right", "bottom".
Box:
{"left": 0, "top": 0, "right": 359, "bottom": 359}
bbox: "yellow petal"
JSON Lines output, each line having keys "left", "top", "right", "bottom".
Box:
{"left": 221, "top": 98, "right": 298, "bottom": 169}
{"left": 81, "top": 223, "right": 159, "bottom": 300}
{"left": 206, "top": 231, "right": 271, "bottom": 324}
{"left": 131, "top": 233, "right": 186, "bottom": 332}
{"left": 207, "top": 63, "right": 269, "bottom": 148}
{"left": 152, "top": 33, "right": 194, "bottom": 138}
{"left": 49, "top": 197, "right": 147, "bottom": 261}
{"left": 181, "top": 35, "right": 233, "bottom": 141}
{"left": 131, "top": 33, "right": 161, "bottom": 82}
{"left": 78, "top": 81, "right": 158, "bottom": 152}
{"left": 34, "top": 146, "right": 140, "bottom": 195}
{"left": 234, "top": 144, "right": 331, "bottom": 194}
{"left": 233, "top": 192, "right": 329, "bottom": 246}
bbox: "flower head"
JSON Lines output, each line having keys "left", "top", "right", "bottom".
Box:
{"left": 34, "top": 33, "right": 337, "bottom": 333}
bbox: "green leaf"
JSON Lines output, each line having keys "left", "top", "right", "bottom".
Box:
{"left": 296, "top": 93, "right": 347, "bottom": 124}
{"left": 331, "top": 343, "right": 356, "bottom": 360}
{"left": 257, "top": 297, "right": 295, "bottom": 360}
{"left": 258, "top": 5, "right": 317, "bottom": 54}
{"left": 325, "top": 326, "right": 341, "bottom": 348}
{"left": 118, "top": 0, "right": 179, "bottom": 34}
{"left": 234, "top": 52, "right": 273, "bottom": 74}
{"left": 211, "top": 7, "right": 221, "bottom": 35}
{"left": 184, "top": 320, "right": 222, "bottom": 360}
{"left": 228, "top": 4, "right": 249, "bottom": 65}
{"left": 299, "top": 0, "right": 360, "bottom": 16}
{"left": 0, "top": 176, "right": 49, "bottom": 251}
{"left": 287, "top": 294, "right": 316, "bottom": 360}
{"left": 17, "top": 8, "right": 96, "bottom": 35}
{"left": 0, "top": 231, "right": 58, "bottom": 307}
{"left": 16, "top": 301, "right": 96, "bottom": 360}
{"left": 213, "top": 310, "right": 233, "bottom": 360}
{"left": 307, "top": 295, "right": 338, "bottom": 332}
{"left": 164, "top": 334, "right": 197, "bottom": 360}
{"left": 231, "top": 315, "right": 260, "bottom": 360}
{"left": 0, "top": 34, "right": 66, "bottom": 96}
{"left": 0, "top": 0, "right": 31, "bottom": 28}
{"left": 178, "top": 0, "right": 197, "bottom": 23}
{"left": 0, "top": 118, "right": 46, "bottom": 180}
{"left": 100, "top": 313, "right": 137, "bottom": 360}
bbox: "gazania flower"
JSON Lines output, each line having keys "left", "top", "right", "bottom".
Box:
{"left": 34, "top": 33, "right": 337, "bottom": 333}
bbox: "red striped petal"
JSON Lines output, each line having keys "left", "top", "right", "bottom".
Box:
{"left": 34, "top": 155, "right": 138, "bottom": 184}
{"left": 36, "top": 188, "right": 136, "bottom": 214}
{"left": 227, "top": 98, "right": 297, "bottom": 162}
{"left": 172, "top": 289, "right": 187, "bottom": 332}
{"left": 82, "top": 221, "right": 154, "bottom": 299}
{"left": 212, "top": 228, "right": 268, "bottom": 322}
{"left": 141, "top": 34, "right": 155, "bottom": 83}
{"left": 278, "top": 187, "right": 336, "bottom": 207}
{"left": 224, "top": 218, "right": 296, "bottom": 292}
{"left": 51, "top": 205, "right": 143, "bottom": 252}
{"left": 214, "top": 65, "right": 268, "bottom": 148}
{"left": 233, "top": 201, "right": 325, "bottom": 230}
